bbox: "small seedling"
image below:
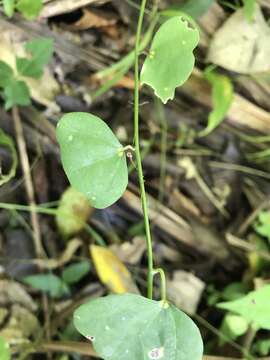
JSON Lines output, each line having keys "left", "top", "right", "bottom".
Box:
{"left": 57, "top": 1, "right": 203, "bottom": 359}
{"left": 0, "top": 37, "right": 53, "bottom": 110}
{"left": 3, "top": 0, "right": 42, "bottom": 19}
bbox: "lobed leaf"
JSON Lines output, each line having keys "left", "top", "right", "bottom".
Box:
{"left": 141, "top": 16, "right": 199, "bottom": 103}
{"left": 217, "top": 285, "right": 270, "bottom": 330}
{"left": 16, "top": 0, "right": 42, "bottom": 19}
{"left": 3, "top": 79, "right": 31, "bottom": 110}
{"left": 0, "top": 61, "right": 14, "bottom": 88}
{"left": 56, "top": 112, "right": 128, "bottom": 209}
{"left": 16, "top": 37, "right": 54, "bottom": 79}
{"left": 74, "top": 293, "right": 203, "bottom": 360}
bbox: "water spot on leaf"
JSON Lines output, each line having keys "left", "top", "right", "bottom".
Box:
{"left": 126, "top": 349, "right": 129, "bottom": 354}
{"left": 149, "top": 50, "right": 155, "bottom": 59}
{"left": 121, "top": 316, "right": 126, "bottom": 320}
{"left": 68, "top": 135, "right": 73, "bottom": 142}
{"left": 86, "top": 335, "right": 95, "bottom": 341}
{"left": 105, "top": 325, "right": 110, "bottom": 330}
{"left": 148, "top": 347, "right": 164, "bottom": 359}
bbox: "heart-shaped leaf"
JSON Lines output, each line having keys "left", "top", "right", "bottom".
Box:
{"left": 74, "top": 293, "right": 203, "bottom": 360}
{"left": 56, "top": 112, "right": 128, "bottom": 209}
{"left": 141, "top": 16, "right": 199, "bottom": 103}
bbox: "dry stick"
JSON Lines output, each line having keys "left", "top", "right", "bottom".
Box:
{"left": 12, "top": 106, "right": 51, "bottom": 358}
{"left": 35, "top": 341, "right": 270, "bottom": 360}
{"left": 12, "top": 106, "right": 46, "bottom": 258}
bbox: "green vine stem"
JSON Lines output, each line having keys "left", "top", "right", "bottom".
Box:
{"left": 153, "top": 268, "right": 167, "bottom": 302}
{"left": 134, "top": 0, "right": 154, "bottom": 299}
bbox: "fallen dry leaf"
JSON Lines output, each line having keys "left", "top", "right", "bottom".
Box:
{"left": 71, "top": 8, "right": 117, "bottom": 31}
{"left": 207, "top": 4, "right": 270, "bottom": 74}
{"left": 110, "top": 237, "right": 146, "bottom": 264}
{"left": 167, "top": 270, "right": 205, "bottom": 315}
{"left": 90, "top": 245, "right": 139, "bottom": 294}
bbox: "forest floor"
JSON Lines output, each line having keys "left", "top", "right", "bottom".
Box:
{"left": 0, "top": 0, "right": 270, "bottom": 359}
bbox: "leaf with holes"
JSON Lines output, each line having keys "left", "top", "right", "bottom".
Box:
{"left": 74, "top": 293, "right": 203, "bottom": 360}
{"left": 0, "top": 129, "right": 18, "bottom": 186}
{"left": 56, "top": 112, "right": 128, "bottom": 209}
{"left": 217, "top": 285, "right": 270, "bottom": 330}
{"left": 141, "top": 16, "right": 199, "bottom": 103}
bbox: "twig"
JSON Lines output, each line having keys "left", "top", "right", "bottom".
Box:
{"left": 12, "top": 106, "right": 46, "bottom": 258}
{"left": 33, "top": 341, "right": 270, "bottom": 360}
{"left": 12, "top": 106, "right": 50, "bottom": 358}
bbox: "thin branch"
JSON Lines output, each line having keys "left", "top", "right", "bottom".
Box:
{"left": 12, "top": 106, "right": 46, "bottom": 258}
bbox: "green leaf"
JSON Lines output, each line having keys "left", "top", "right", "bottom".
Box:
{"left": 16, "top": 37, "right": 54, "bottom": 79}
{"left": 219, "top": 314, "right": 249, "bottom": 345}
{"left": 199, "top": 68, "right": 233, "bottom": 136}
{"left": 253, "top": 339, "right": 270, "bottom": 356}
{"left": 0, "top": 337, "right": 11, "bottom": 360}
{"left": 221, "top": 282, "right": 248, "bottom": 301}
{"left": 74, "top": 293, "right": 203, "bottom": 360}
{"left": 23, "top": 274, "right": 70, "bottom": 298}
{"left": 254, "top": 211, "right": 270, "bottom": 242}
{"left": 217, "top": 285, "right": 270, "bottom": 330}
{"left": 56, "top": 112, "right": 128, "bottom": 209}
{"left": 243, "top": 0, "right": 256, "bottom": 22}
{"left": 62, "top": 261, "right": 91, "bottom": 285}
{"left": 3, "top": 79, "right": 31, "bottom": 110}
{"left": 141, "top": 16, "right": 199, "bottom": 104}
{"left": 3, "top": 0, "right": 15, "bottom": 17}
{"left": 0, "top": 129, "right": 18, "bottom": 186}
{"left": 0, "top": 61, "right": 14, "bottom": 88}
{"left": 56, "top": 186, "right": 93, "bottom": 237}
{"left": 16, "top": 0, "right": 42, "bottom": 19}
{"left": 161, "top": 0, "right": 214, "bottom": 19}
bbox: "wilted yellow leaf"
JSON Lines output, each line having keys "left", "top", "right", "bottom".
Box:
{"left": 90, "top": 245, "right": 139, "bottom": 294}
